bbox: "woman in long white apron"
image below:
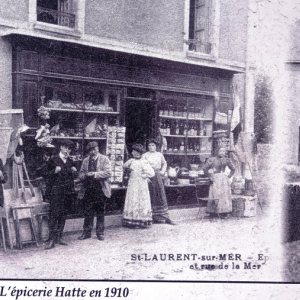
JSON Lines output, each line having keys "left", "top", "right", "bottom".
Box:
{"left": 203, "top": 146, "right": 235, "bottom": 217}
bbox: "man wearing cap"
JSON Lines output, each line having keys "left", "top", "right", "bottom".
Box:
{"left": 45, "top": 139, "right": 78, "bottom": 250}
{"left": 78, "top": 141, "right": 111, "bottom": 241}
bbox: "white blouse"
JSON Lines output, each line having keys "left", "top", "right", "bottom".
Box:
{"left": 142, "top": 151, "right": 167, "bottom": 173}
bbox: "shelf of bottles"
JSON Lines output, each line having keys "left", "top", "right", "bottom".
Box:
{"left": 158, "top": 96, "right": 213, "bottom": 162}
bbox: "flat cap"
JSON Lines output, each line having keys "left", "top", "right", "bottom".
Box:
{"left": 86, "top": 141, "right": 98, "bottom": 152}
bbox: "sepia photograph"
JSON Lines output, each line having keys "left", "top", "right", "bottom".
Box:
{"left": 0, "top": 0, "right": 299, "bottom": 298}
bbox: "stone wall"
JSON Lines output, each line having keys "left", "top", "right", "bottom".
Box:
{"left": 254, "top": 143, "right": 272, "bottom": 208}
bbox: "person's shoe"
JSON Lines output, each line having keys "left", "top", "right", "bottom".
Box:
{"left": 78, "top": 234, "right": 91, "bottom": 240}
{"left": 57, "top": 238, "right": 68, "bottom": 246}
{"left": 45, "top": 240, "right": 55, "bottom": 250}
{"left": 165, "top": 218, "right": 176, "bottom": 225}
{"left": 97, "top": 235, "right": 104, "bottom": 241}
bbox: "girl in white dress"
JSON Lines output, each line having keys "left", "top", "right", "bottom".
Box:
{"left": 122, "top": 144, "right": 155, "bottom": 228}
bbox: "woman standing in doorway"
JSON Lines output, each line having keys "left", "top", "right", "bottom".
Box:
{"left": 203, "top": 145, "right": 235, "bottom": 218}
{"left": 122, "top": 144, "right": 155, "bottom": 229}
{"left": 142, "top": 139, "right": 175, "bottom": 225}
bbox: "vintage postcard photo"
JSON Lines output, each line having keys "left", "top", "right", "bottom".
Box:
{"left": 0, "top": 0, "right": 299, "bottom": 297}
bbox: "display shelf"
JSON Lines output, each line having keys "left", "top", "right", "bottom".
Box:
{"left": 50, "top": 136, "right": 107, "bottom": 140}
{"left": 159, "top": 115, "right": 186, "bottom": 120}
{"left": 163, "top": 134, "right": 186, "bottom": 138}
{"left": 186, "top": 135, "right": 212, "bottom": 138}
{"left": 47, "top": 107, "right": 119, "bottom": 114}
{"left": 84, "top": 137, "right": 107, "bottom": 140}
{"left": 163, "top": 134, "right": 212, "bottom": 138}
{"left": 157, "top": 92, "right": 214, "bottom": 168}
{"left": 159, "top": 114, "right": 211, "bottom": 121}
{"left": 50, "top": 136, "right": 83, "bottom": 140}
{"left": 164, "top": 152, "right": 186, "bottom": 155}
{"left": 187, "top": 152, "right": 211, "bottom": 156}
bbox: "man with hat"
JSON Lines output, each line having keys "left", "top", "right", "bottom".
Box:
{"left": 78, "top": 141, "right": 111, "bottom": 241}
{"left": 45, "top": 139, "right": 78, "bottom": 250}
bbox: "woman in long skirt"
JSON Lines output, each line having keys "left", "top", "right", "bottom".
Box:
{"left": 122, "top": 144, "right": 155, "bottom": 228}
{"left": 142, "top": 139, "right": 175, "bottom": 225}
{"left": 203, "top": 145, "right": 235, "bottom": 218}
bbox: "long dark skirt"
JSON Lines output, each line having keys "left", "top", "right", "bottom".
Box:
{"left": 149, "top": 171, "right": 169, "bottom": 223}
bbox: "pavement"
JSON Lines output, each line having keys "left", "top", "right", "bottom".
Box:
{"left": 0, "top": 206, "right": 283, "bottom": 282}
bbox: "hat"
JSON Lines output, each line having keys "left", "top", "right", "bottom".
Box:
{"left": 132, "top": 143, "right": 144, "bottom": 154}
{"left": 60, "top": 139, "right": 74, "bottom": 149}
{"left": 86, "top": 141, "right": 98, "bottom": 152}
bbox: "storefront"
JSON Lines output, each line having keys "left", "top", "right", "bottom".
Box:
{"left": 6, "top": 34, "right": 234, "bottom": 218}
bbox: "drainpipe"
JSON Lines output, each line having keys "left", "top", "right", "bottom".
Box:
{"left": 244, "top": 0, "right": 255, "bottom": 133}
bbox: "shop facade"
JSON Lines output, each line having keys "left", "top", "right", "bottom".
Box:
{"left": 1, "top": 34, "right": 237, "bottom": 218}
{"left": 0, "top": 1, "right": 253, "bottom": 248}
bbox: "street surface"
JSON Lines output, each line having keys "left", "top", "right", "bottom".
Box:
{"left": 0, "top": 208, "right": 282, "bottom": 282}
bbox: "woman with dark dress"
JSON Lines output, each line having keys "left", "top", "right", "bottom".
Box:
{"left": 203, "top": 145, "right": 235, "bottom": 218}
{"left": 142, "top": 139, "right": 175, "bottom": 225}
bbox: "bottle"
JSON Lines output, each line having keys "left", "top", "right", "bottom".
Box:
{"left": 179, "top": 121, "right": 184, "bottom": 135}
{"left": 183, "top": 105, "right": 187, "bottom": 118}
{"left": 199, "top": 121, "right": 204, "bottom": 136}
{"left": 188, "top": 122, "right": 192, "bottom": 136}
{"left": 193, "top": 141, "right": 197, "bottom": 152}
{"left": 159, "top": 105, "right": 163, "bottom": 116}
{"left": 180, "top": 140, "right": 185, "bottom": 152}
{"left": 168, "top": 140, "right": 173, "bottom": 152}
{"left": 175, "top": 121, "right": 180, "bottom": 135}
{"left": 174, "top": 103, "right": 178, "bottom": 117}
{"left": 163, "top": 103, "right": 168, "bottom": 116}
{"left": 189, "top": 105, "right": 195, "bottom": 119}
{"left": 196, "top": 122, "right": 200, "bottom": 136}
{"left": 166, "top": 121, "right": 171, "bottom": 135}
{"left": 183, "top": 122, "right": 188, "bottom": 136}
{"left": 168, "top": 104, "right": 174, "bottom": 116}
{"left": 177, "top": 104, "right": 182, "bottom": 117}
{"left": 160, "top": 120, "right": 164, "bottom": 135}
{"left": 174, "top": 141, "right": 178, "bottom": 152}
{"left": 190, "top": 122, "right": 195, "bottom": 136}
{"left": 194, "top": 107, "right": 199, "bottom": 119}
{"left": 189, "top": 142, "right": 194, "bottom": 152}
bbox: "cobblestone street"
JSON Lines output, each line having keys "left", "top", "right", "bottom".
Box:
{"left": 0, "top": 207, "right": 282, "bottom": 282}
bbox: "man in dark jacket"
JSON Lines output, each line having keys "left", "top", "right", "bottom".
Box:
{"left": 0, "top": 158, "right": 8, "bottom": 208}
{"left": 45, "top": 140, "right": 77, "bottom": 250}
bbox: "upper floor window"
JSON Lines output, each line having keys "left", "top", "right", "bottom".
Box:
{"left": 188, "top": 0, "right": 212, "bottom": 54}
{"left": 37, "top": 0, "right": 75, "bottom": 28}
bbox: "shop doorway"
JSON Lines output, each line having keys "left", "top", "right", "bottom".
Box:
{"left": 125, "top": 99, "right": 156, "bottom": 153}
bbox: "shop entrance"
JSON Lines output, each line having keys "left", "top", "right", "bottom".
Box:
{"left": 125, "top": 99, "right": 156, "bottom": 152}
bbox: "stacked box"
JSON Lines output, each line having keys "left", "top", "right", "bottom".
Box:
{"left": 106, "top": 126, "right": 126, "bottom": 183}
{"left": 231, "top": 198, "right": 246, "bottom": 217}
{"left": 243, "top": 196, "right": 257, "bottom": 217}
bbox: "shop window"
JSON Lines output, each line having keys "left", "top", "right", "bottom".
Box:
{"left": 188, "top": 0, "right": 212, "bottom": 54}
{"left": 37, "top": 0, "right": 76, "bottom": 28}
